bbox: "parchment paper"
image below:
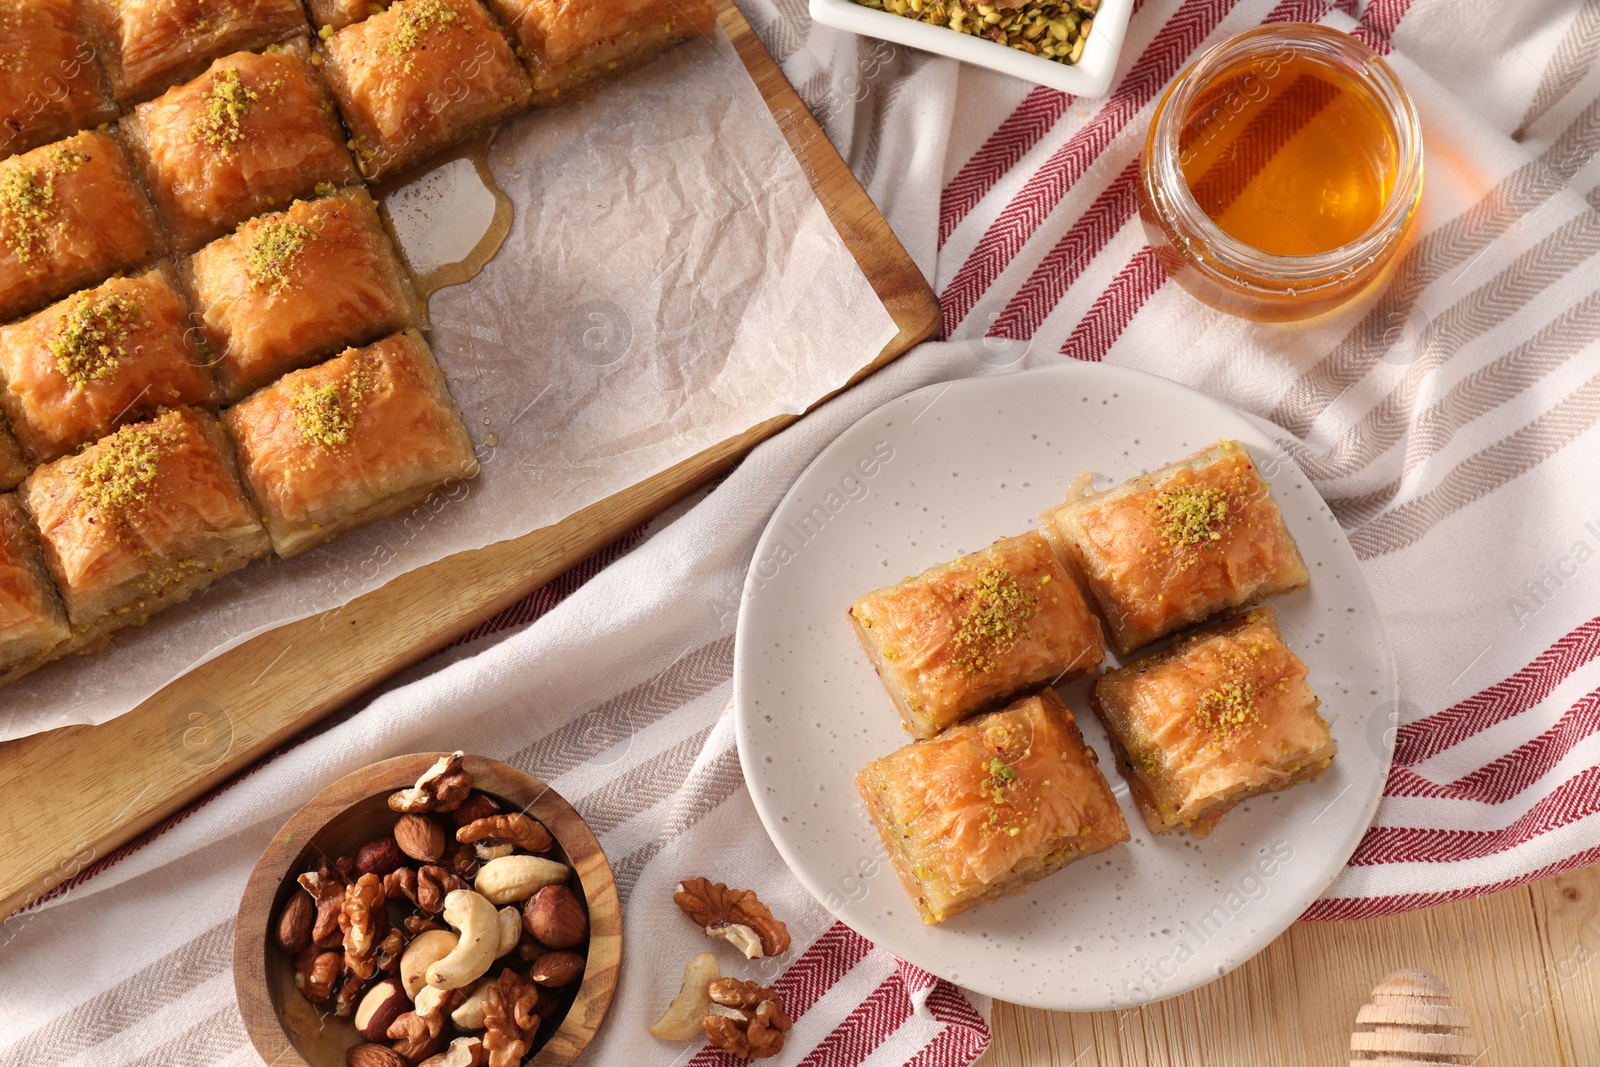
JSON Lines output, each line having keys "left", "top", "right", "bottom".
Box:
{"left": 0, "top": 28, "right": 899, "bottom": 737}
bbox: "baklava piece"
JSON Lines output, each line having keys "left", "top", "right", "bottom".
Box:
{"left": 223, "top": 330, "right": 478, "bottom": 557}
{"left": 1038, "top": 441, "right": 1309, "bottom": 656}
{"left": 0, "top": 0, "right": 117, "bottom": 158}
{"left": 307, "top": 0, "right": 378, "bottom": 31}
{"left": 122, "top": 41, "right": 359, "bottom": 253}
{"left": 18, "top": 406, "right": 269, "bottom": 635}
{"left": 82, "top": 0, "right": 308, "bottom": 105}
{"left": 0, "top": 266, "right": 217, "bottom": 463}
{"left": 485, "top": 0, "right": 717, "bottom": 103}
{"left": 0, "top": 131, "right": 164, "bottom": 322}
{"left": 857, "top": 689, "right": 1129, "bottom": 925}
{"left": 319, "top": 0, "right": 532, "bottom": 180}
{"left": 186, "top": 189, "right": 422, "bottom": 401}
{"left": 848, "top": 531, "right": 1104, "bottom": 740}
{"left": 0, "top": 493, "right": 70, "bottom": 684}
{"left": 1091, "top": 607, "right": 1336, "bottom": 838}
{"left": 0, "top": 416, "right": 26, "bottom": 491}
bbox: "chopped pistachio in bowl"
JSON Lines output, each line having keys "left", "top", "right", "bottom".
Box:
{"left": 853, "top": 0, "right": 1099, "bottom": 65}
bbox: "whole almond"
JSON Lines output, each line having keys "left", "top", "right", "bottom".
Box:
{"left": 529, "top": 950, "right": 585, "bottom": 987}
{"left": 355, "top": 835, "right": 406, "bottom": 876}
{"left": 394, "top": 814, "right": 447, "bottom": 863}
{"left": 277, "top": 892, "right": 314, "bottom": 953}
{"left": 345, "top": 1043, "right": 407, "bottom": 1067}
{"left": 521, "top": 885, "right": 587, "bottom": 949}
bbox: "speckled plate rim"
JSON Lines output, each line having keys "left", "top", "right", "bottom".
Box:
{"left": 731, "top": 363, "right": 1397, "bottom": 1011}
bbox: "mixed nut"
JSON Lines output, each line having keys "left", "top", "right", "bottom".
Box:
{"left": 274, "top": 753, "right": 590, "bottom": 1067}
{"left": 650, "top": 877, "right": 794, "bottom": 1059}
{"left": 855, "top": 0, "right": 1099, "bottom": 65}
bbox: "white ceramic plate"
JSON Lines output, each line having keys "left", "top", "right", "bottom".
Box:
{"left": 809, "top": 0, "right": 1135, "bottom": 98}
{"left": 732, "top": 364, "right": 1396, "bottom": 1010}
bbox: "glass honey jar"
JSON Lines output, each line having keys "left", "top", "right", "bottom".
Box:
{"left": 1138, "top": 23, "right": 1424, "bottom": 321}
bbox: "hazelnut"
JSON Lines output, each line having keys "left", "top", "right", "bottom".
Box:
{"left": 528, "top": 950, "right": 585, "bottom": 987}
{"left": 355, "top": 977, "right": 411, "bottom": 1042}
{"left": 347, "top": 1043, "right": 408, "bottom": 1067}
{"left": 521, "top": 885, "right": 587, "bottom": 949}
{"left": 395, "top": 814, "right": 447, "bottom": 863}
{"left": 356, "top": 835, "right": 406, "bottom": 876}
{"left": 276, "top": 892, "right": 314, "bottom": 953}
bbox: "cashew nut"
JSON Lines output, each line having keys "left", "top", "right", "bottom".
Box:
{"left": 494, "top": 906, "right": 520, "bottom": 958}
{"left": 425, "top": 889, "right": 499, "bottom": 990}
{"left": 450, "top": 977, "right": 494, "bottom": 1030}
{"left": 400, "top": 928, "right": 458, "bottom": 999}
{"left": 473, "top": 855, "right": 569, "bottom": 905}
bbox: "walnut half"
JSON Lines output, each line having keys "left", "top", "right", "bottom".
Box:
{"left": 702, "top": 979, "right": 792, "bottom": 1060}
{"left": 673, "top": 878, "right": 791, "bottom": 959}
{"left": 389, "top": 752, "right": 474, "bottom": 814}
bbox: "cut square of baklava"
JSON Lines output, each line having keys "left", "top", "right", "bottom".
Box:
{"left": 0, "top": 416, "right": 26, "bottom": 492}
{"left": 319, "top": 0, "right": 533, "bottom": 180}
{"left": 849, "top": 530, "right": 1104, "bottom": 740}
{"left": 223, "top": 330, "right": 478, "bottom": 557}
{"left": 0, "top": 131, "right": 165, "bottom": 323}
{"left": 857, "top": 688, "right": 1129, "bottom": 925}
{"left": 484, "top": 0, "right": 717, "bottom": 103}
{"left": 1038, "top": 440, "right": 1309, "bottom": 656}
{"left": 186, "top": 189, "right": 423, "bottom": 401}
{"left": 1091, "top": 606, "right": 1336, "bottom": 837}
{"left": 82, "top": 0, "right": 308, "bottom": 105}
{"left": 0, "top": 0, "right": 118, "bottom": 158}
{"left": 18, "top": 406, "right": 269, "bottom": 633}
{"left": 122, "top": 40, "right": 360, "bottom": 253}
{"left": 0, "top": 493, "right": 71, "bottom": 684}
{"left": 0, "top": 265, "right": 217, "bottom": 463}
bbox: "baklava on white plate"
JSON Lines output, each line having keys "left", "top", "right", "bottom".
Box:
{"left": 1091, "top": 606, "right": 1336, "bottom": 837}
{"left": 857, "top": 688, "right": 1129, "bottom": 925}
{"left": 849, "top": 530, "right": 1104, "bottom": 739}
{"left": 1038, "top": 440, "right": 1309, "bottom": 656}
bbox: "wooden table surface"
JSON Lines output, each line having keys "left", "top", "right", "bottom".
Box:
{"left": 982, "top": 861, "right": 1599, "bottom": 1065}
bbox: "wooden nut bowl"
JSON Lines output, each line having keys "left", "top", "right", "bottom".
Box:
{"left": 235, "top": 753, "right": 622, "bottom": 1067}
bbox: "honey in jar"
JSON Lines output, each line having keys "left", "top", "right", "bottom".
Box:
{"left": 1139, "top": 24, "right": 1423, "bottom": 321}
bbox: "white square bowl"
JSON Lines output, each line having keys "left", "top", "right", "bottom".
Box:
{"left": 809, "top": 0, "right": 1135, "bottom": 97}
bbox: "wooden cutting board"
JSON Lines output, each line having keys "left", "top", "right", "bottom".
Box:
{"left": 0, "top": 3, "right": 939, "bottom": 920}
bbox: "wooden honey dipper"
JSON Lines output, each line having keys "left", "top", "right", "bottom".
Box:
{"left": 1351, "top": 969, "right": 1479, "bottom": 1065}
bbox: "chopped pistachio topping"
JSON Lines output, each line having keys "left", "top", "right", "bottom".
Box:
{"left": 78, "top": 422, "right": 171, "bottom": 513}
{"left": 952, "top": 566, "right": 1038, "bottom": 675}
{"left": 388, "top": 0, "right": 461, "bottom": 60}
{"left": 0, "top": 148, "right": 84, "bottom": 264}
{"left": 1155, "top": 484, "right": 1230, "bottom": 547}
{"left": 1194, "top": 678, "right": 1260, "bottom": 745}
{"left": 292, "top": 383, "right": 354, "bottom": 447}
{"left": 49, "top": 294, "right": 142, "bottom": 386}
{"left": 194, "top": 69, "right": 259, "bottom": 153}
{"left": 245, "top": 217, "right": 313, "bottom": 294}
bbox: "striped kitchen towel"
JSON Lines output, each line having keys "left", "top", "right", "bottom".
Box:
{"left": 4, "top": 1, "right": 1599, "bottom": 1065}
